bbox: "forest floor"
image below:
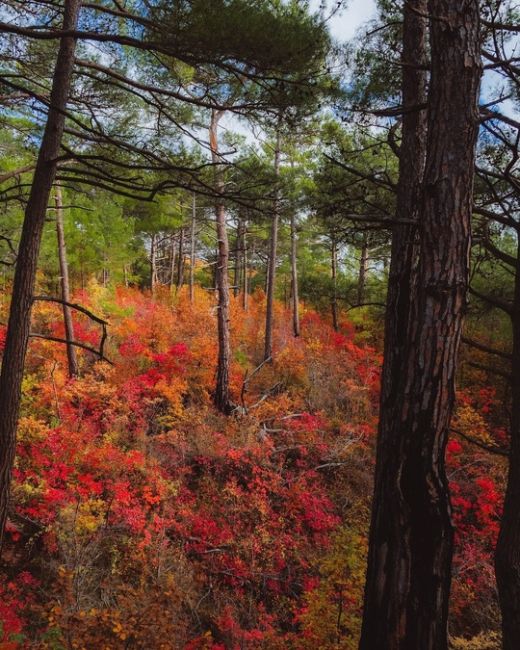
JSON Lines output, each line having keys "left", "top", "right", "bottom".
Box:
{"left": 0, "top": 284, "right": 503, "bottom": 649}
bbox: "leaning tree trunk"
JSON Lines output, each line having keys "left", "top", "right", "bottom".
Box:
{"left": 55, "top": 181, "right": 79, "bottom": 378}
{"left": 0, "top": 0, "right": 82, "bottom": 551}
{"left": 210, "top": 109, "right": 233, "bottom": 414}
{"left": 290, "top": 211, "right": 300, "bottom": 337}
{"left": 264, "top": 129, "right": 282, "bottom": 361}
{"left": 495, "top": 237, "right": 520, "bottom": 649}
{"left": 360, "top": 2, "right": 482, "bottom": 649}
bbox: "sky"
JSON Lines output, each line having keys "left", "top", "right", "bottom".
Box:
{"left": 221, "top": 0, "right": 378, "bottom": 141}
{"left": 309, "top": 0, "right": 377, "bottom": 43}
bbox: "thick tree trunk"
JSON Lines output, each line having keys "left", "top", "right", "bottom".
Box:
{"left": 331, "top": 235, "right": 339, "bottom": 332}
{"left": 360, "top": 2, "right": 482, "bottom": 648}
{"left": 495, "top": 239, "right": 520, "bottom": 650}
{"left": 0, "top": 0, "right": 82, "bottom": 551}
{"left": 210, "top": 109, "right": 233, "bottom": 414}
{"left": 290, "top": 212, "right": 300, "bottom": 337}
{"left": 357, "top": 235, "right": 368, "bottom": 306}
{"left": 55, "top": 181, "right": 79, "bottom": 378}
{"left": 190, "top": 194, "right": 196, "bottom": 303}
{"left": 264, "top": 129, "right": 281, "bottom": 361}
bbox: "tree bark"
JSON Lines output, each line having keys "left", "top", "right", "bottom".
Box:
{"left": 150, "top": 232, "right": 158, "bottom": 293}
{"left": 357, "top": 234, "right": 368, "bottom": 306}
{"left": 290, "top": 211, "right": 300, "bottom": 337}
{"left": 169, "top": 233, "right": 177, "bottom": 290}
{"left": 210, "top": 109, "right": 233, "bottom": 414}
{"left": 0, "top": 0, "right": 82, "bottom": 552}
{"left": 360, "top": 2, "right": 482, "bottom": 648}
{"left": 330, "top": 235, "right": 339, "bottom": 332}
{"left": 495, "top": 238, "right": 520, "bottom": 649}
{"left": 177, "top": 226, "right": 185, "bottom": 291}
{"left": 264, "top": 129, "right": 282, "bottom": 361}
{"left": 242, "top": 221, "right": 249, "bottom": 311}
{"left": 233, "top": 221, "right": 241, "bottom": 298}
{"left": 55, "top": 181, "right": 79, "bottom": 378}
{"left": 190, "top": 194, "right": 196, "bottom": 303}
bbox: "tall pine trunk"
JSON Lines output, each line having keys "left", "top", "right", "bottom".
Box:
{"left": 189, "top": 194, "right": 196, "bottom": 303}
{"left": 360, "top": 2, "right": 482, "bottom": 648}
{"left": 0, "top": 0, "right": 82, "bottom": 551}
{"left": 150, "top": 233, "right": 158, "bottom": 293}
{"left": 290, "top": 211, "right": 300, "bottom": 337}
{"left": 177, "top": 227, "right": 185, "bottom": 291}
{"left": 55, "top": 181, "right": 79, "bottom": 378}
{"left": 357, "top": 234, "right": 368, "bottom": 306}
{"left": 242, "top": 221, "right": 249, "bottom": 311}
{"left": 331, "top": 235, "right": 339, "bottom": 332}
{"left": 495, "top": 238, "right": 520, "bottom": 649}
{"left": 210, "top": 110, "right": 232, "bottom": 413}
{"left": 264, "top": 129, "right": 281, "bottom": 361}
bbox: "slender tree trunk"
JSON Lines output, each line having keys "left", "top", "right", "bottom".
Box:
{"left": 0, "top": 0, "right": 82, "bottom": 552}
{"left": 290, "top": 211, "right": 300, "bottom": 337}
{"left": 190, "top": 194, "right": 196, "bottom": 303}
{"left": 233, "top": 221, "right": 241, "bottom": 298}
{"left": 360, "top": 2, "right": 481, "bottom": 648}
{"left": 264, "top": 129, "right": 282, "bottom": 361}
{"left": 242, "top": 223, "right": 248, "bottom": 311}
{"left": 331, "top": 235, "right": 339, "bottom": 332}
{"left": 210, "top": 109, "right": 232, "bottom": 414}
{"left": 177, "top": 226, "right": 185, "bottom": 291}
{"left": 169, "top": 234, "right": 177, "bottom": 290}
{"left": 357, "top": 234, "right": 369, "bottom": 306}
{"left": 55, "top": 182, "right": 79, "bottom": 378}
{"left": 495, "top": 239, "right": 520, "bottom": 649}
{"left": 150, "top": 233, "right": 158, "bottom": 293}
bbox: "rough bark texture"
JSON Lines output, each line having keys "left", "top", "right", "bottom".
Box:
{"left": 210, "top": 110, "right": 233, "bottom": 414}
{"left": 55, "top": 181, "right": 79, "bottom": 378}
{"left": 495, "top": 239, "right": 520, "bottom": 650}
{"left": 0, "top": 0, "right": 82, "bottom": 551}
{"left": 264, "top": 130, "right": 281, "bottom": 361}
{"left": 290, "top": 211, "right": 300, "bottom": 337}
{"left": 360, "top": 2, "right": 482, "bottom": 648}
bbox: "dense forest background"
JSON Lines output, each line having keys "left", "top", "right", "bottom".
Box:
{"left": 0, "top": 0, "right": 518, "bottom": 648}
